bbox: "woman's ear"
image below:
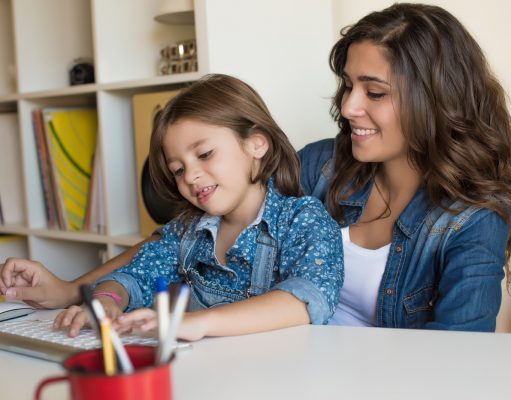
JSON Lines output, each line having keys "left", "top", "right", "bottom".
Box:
{"left": 246, "top": 132, "right": 269, "bottom": 159}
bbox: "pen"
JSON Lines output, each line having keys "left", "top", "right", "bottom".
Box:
{"left": 91, "top": 299, "right": 134, "bottom": 374}
{"left": 155, "top": 277, "right": 170, "bottom": 364}
{"left": 158, "top": 283, "right": 190, "bottom": 365}
{"left": 91, "top": 298, "right": 134, "bottom": 375}
{"left": 82, "top": 285, "right": 134, "bottom": 374}
{"left": 79, "top": 284, "right": 100, "bottom": 332}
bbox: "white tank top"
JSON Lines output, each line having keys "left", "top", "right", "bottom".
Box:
{"left": 328, "top": 226, "right": 390, "bottom": 326}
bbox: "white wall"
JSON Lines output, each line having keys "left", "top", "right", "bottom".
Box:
{"left": 198, "top": 0, "right": 339, "bottom": 150}
{"left": 331, "top": 0, "right": 511, "bottom": 332}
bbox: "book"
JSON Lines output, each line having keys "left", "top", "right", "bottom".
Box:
{"left": 84, "top": 140, "right": 106, "bottom": 234}
{"left": 32, "top": 109, "right": 60, "bottom": 229}
{"left": 42, "top": 108, "right": 98, "bottom": 231}
{"left": 0, "top": 298, "right": 35, "bottom": 322}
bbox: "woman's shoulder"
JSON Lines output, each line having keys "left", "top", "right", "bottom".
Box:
{"left": 298, "top": 138, "right": 336, "bottom": 196}
{"left": 298, "top": 138, "right": 335, "bottom": 169}
{"left": 424, "top": 199, "right": 509, "bottom": 241}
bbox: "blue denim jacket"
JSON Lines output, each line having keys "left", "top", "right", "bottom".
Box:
{"left": 96, "top": 179, "right": 343, "bottom": 324}
{"left": 299, "top": 138, "right": 507, "bottom": 331}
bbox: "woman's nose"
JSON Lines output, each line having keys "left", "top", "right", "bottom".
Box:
{"left": 341, "top": 90, "right": 366, "bottom": 119}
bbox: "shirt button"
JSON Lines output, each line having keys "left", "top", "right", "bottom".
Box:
{"left": 273, "top": 266, "right": 279, "bottom": 272}
{"left": 339, "top": 219, "right": 345, "bottom": 224}
{"left": 395, "top": 246, "right": 402, "bottom": 253}
{"left": 386, "top": 288, "right": 394, "bottom": 295}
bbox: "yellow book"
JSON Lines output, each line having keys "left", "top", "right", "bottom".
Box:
{"left": 43, "top": 108, "right": 98, "bottom": 231}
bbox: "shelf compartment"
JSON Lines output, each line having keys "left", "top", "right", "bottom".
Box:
{"left": 0, "top": 0, "right": 16, "bottom": 97}
{"left": 0, "top": 234, "right": 28, "bottom": 262}
{"left": 29, "top": 236, "right": 105, "bottom": 281}
{"left": 0, "top": 111, "right": 25, "bottom": 226}
{"left": 92, "top": 0, "right": 196, "bottom": 84}
{"left": 12, "top": 0, "right": 93, "bottom": 93}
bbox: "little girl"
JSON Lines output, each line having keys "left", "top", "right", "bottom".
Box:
{"left": 55, "top": 74, "right": 344, "bottom": 341}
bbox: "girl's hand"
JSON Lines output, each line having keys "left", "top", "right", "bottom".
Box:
{"left": 115, "top": 310, "right": 209, "bottom": 342}
{"left": 53, "top": 297, "right": 122, "bottom": 337}
{"left": 176, "top": 312, "right": 209, "bottom": 342}
{"left": 114, "top": 308, "right": 157, "bottom": 335}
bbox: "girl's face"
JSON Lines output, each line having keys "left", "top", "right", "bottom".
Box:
{"left": 163, "top": 118, "right": 268, "bottom": 222}
{"left": 340, "top": 40, "right": 407, "bottom": 166}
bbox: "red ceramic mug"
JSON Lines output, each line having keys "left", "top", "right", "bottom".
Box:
{"left": 34, "top": 345, "right": 172, "bottom": 400}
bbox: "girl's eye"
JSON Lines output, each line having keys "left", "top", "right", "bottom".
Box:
{"left": 198, "top": 150, "right": 213, "bottom": 160}
{"left": 344, "top": 85, "right": 352, "bottom": 92}
{"left": 173, "top": 167, "right": 184, "bottom": 177}
{"left": 367, "top": 91, "right": 386, "bottom": 99}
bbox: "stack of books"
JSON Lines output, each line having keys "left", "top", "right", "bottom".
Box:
{"left": 31, "top": 108, "right": 105, "bottom": 233}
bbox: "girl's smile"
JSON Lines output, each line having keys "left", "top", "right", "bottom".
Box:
{"left": 195, "top": 184, "right": 218, "bottom": 204}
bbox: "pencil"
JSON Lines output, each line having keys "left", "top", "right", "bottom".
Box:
{"left": 99, "top": 318, "right": 117, "bottom": 376}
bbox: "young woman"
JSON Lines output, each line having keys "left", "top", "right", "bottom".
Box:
{"left": 53, "top": 74, "right": 343, "bottom": 340}
{"left": 299, "top": 3, "right": 511, "bottom": 331}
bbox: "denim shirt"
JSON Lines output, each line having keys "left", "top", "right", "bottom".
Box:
{"left": 96, "top": 179, "right": 344, "bottom": 324}
{"left": 299, "top": 138, "right": 507, "bottom": 331}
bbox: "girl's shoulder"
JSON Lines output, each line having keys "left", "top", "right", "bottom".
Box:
{"left": 279, "top": 194, "right": 336, "bottom": 224}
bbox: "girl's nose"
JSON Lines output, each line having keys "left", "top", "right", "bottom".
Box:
{"left": 183, "top": 164, "right": 202, "bottom": 184}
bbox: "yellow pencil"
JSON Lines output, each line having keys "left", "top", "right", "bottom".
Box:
{"left": 99, "top": 318, "right": 117, "bottom": 376}
{"left": 0, "top": 296, "right": 6, "bottom": 303}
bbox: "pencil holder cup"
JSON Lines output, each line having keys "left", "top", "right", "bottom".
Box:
{"left": 34, "top": 345, "right": 173, "bottom": 400}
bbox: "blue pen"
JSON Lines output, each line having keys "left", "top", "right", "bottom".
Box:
{"left": 155, "top": 277, "right": 170, "bottom": 363}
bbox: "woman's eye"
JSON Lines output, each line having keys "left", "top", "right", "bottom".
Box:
{"left": 344, "top": 85, "right": 353, "bottom": 92}
{"left": 198, "top": 150, "right": 213, "bottom": 160}
{"left": 367, "top": 91, "right": 385, "bottom": 99}
{"left": 173, "top": 167, "right": 184, "bottom": 177}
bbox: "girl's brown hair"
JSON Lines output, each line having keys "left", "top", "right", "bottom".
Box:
{"left": 327, "top": 3, "right": 511, "bottom": 253}
{"left": 149, "top": 73, "right": 301, "bottom": 221}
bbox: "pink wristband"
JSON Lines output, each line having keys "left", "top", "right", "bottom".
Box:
{"left": 92, "top": 291, "right": 122, "bottom": 306}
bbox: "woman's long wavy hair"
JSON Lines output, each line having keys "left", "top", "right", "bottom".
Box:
{"left": 149, "top": 74, "right": 302, "bottom": 222}
{"left": 327, "top": 3, "right": 511, "bottom": 257}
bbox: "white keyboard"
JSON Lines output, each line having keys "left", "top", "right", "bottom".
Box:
{"left": 0, "top": 319, "right": 159, "bottom": 350}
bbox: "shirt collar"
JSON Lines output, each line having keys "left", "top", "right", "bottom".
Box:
{"left": 340, "top": 178, "right": 434, "bottom": 238}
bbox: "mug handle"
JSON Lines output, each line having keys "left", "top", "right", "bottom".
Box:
{"left": 34, "top": 375, "right": 69, "bottom": 400}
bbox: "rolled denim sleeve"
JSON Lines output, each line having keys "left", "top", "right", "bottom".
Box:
{"left": 94, "top": 272, "right": 145, "bottom": 311}
{"left": 93, "top": 220, "right": 184, "bottom": 312}
{"left": 426, "top": 209, "right": 507, "bottom": 332}
{"left": 271, "top": 197, "right": 344, "bottom": 324}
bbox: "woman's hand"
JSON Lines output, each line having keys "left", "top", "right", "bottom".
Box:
{"left": 0, "top": 258, "right": 77, "bottom": 309}
{"left": 53, "top": 297, "right": 123, "bottom": 337}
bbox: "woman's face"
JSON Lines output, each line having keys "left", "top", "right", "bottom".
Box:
{"left": 340, "top": 40, "right": 407, "bottom": 166}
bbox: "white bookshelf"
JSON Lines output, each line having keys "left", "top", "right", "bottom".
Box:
{"left": 0, "top": 0, "right": 336, "bottom": 278}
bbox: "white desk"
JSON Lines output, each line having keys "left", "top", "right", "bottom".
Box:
{"left": 0, "top": 323, "right": 509, "bottom": 400}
